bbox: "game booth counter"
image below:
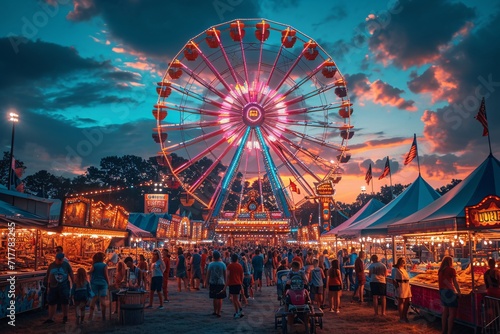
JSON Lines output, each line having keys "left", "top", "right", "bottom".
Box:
{"left": 0, "top": 194, "right": 130, "bottom": 319}
{"left": 0, "top": 188, "right": 62, "bottom": 319}
{"left": 387, "top": 154, "right": 500, "bottom": 330}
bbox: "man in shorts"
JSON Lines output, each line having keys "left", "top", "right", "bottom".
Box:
{"left": 44, "top": 253, "right": 74, "bottom": 324}
{"left": 206, "top": 251, "right": 226, "bottom": 317}
{"left": 368, "top": 254, "right": 387, "bottom": 316}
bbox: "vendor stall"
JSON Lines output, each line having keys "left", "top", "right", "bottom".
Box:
{"left": 388, "top": 154, "right": 500, "bottom": 329}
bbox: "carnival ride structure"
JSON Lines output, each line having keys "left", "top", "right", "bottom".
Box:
{"left": 152, "top": 19, "right": 354, "bottom": 238}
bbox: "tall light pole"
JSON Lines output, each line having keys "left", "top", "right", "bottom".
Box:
{"left": 7, "top": 112, "right": 19, "bottom": 190}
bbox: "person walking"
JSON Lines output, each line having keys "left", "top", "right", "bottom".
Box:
{"left": 438, "top": 256, "right": 461, "bottom": 334}
{"left": 191, "top": 248, "right": 202, "bottom": 290}
{"left": 71, "top": 267, "right": 92, "bottom": 325}
{"left": 162, "top": 248, "right": 171, "bottom": 302}
{"left": 88, "top": 252, "right": 109, "bottom": 321}
{"left": 393, "top": 257, "right": 411, "bottom": 322}
{"left": 352, "top": 250, "right": 366, "bottom": 303}
{"left": 206, "top": 250, "right": 227, "bottom": 318}
{"left": 252, "top": 249, "right": 264, "bottom": 292}
{"left": 176, "top": 247, "right": 189, "bottom": 291}
{"left": 309, "top": 258, "right": 325, "bottom": 310}
{"left": 224, "top": 253, "right": 244, "bottom": 318}
{"left": 369, "top": 254, "right": 387, "bottom": 316}
{"left": 327, "top": 259, "right": 342, "bottom": 313}
{"left": 146, "top": 249, "right": 165, "bottom": 309}
{"left": 43, "top": 252, "right": 74, "bottom": 324}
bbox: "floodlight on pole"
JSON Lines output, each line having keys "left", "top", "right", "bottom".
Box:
{"left": 7, "top": 112, "right": 19, "bottom": 191}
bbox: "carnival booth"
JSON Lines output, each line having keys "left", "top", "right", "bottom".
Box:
{"left": 0, "top": 188, "right": 61, "bottom": 318}
{"left": 337, "top": 175, "right": 441, "bottom": 300}
{"left": 321, "top": 198, "right": 384, "bottom": 251}
{"left": 388, "top": 154, "right": 500, "bottom": 329}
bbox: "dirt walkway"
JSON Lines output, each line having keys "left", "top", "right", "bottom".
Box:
{"left": 6, "top": 283, "right": 474, "bottom": 334}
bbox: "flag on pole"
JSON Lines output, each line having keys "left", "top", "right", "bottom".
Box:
{"left": 474, "top": 97, "right": 488, "bottom": 136}
{"left": 378, "top": 157, "right": 391, "bottom": 180}
{"left": 365, "top": 164, "right": 372, "bottom": 185}
{"left": 289, "top": 179, "right": 298, "bottom": 193}
{"left": 404, "top": 134, "right": 418, "bottom": 165}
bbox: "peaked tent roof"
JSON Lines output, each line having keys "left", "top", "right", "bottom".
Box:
{"left": 388, "top": 154, "right": 500, "bottom": 235}
{"left": 128, "top": 212, "right": 172, "bottom": 236}
{"left": 338, "top": 175, "right": 441, "bottom": 238}
{"left": 126, "top": 222, "right": 154, "bottom": 239}
{"left": 322, "top": 198, "right": 385, "bottom": 238}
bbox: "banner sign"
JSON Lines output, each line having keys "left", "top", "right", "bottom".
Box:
{"left": 465, "top": 195, "right": 500, "bottom": 229}
{"left": 144, "top": 193, "right": 169, "bottom": 213}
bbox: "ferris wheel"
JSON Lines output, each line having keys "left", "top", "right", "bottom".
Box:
{"left": 153, "top": 18, "right": 354, "bottom": 222}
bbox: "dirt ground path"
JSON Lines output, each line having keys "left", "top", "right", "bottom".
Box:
{"left": 6, "top": 282, "right": 475, "bottom": 334}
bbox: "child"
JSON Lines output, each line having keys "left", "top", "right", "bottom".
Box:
{"left": 309, "top": 258, "right": 325, "bottom": 310}
{"left": 72, "top": 268, "right": 92, "bottom": 325}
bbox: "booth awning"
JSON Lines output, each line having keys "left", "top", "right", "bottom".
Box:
{"left": 388, "top": 154, "right": 500, "bottom": 235}
{"left": 127, "top": 222, "right": 154, "bottom": 239}
{"left": 339, "top": 175, "right": 441, "bottom": 238}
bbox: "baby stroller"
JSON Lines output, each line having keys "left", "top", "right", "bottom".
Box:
{"left": 284, "top": 273, "right": 315, "bottom": 333}
{"left": 276, "top": 269, "right": 290, "bottom": 305}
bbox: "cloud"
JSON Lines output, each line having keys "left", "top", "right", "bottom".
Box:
{"left": 0, "top": 37, "right": 109, "bottom": 89}
{"left": 346, "top": 73, "right": 416, "bottom": 110}
{"left": 367, "top": 0, "right": 475, "bottom": 69}
{"left": 67, "top": 0, "right": 261, "bottom": 57}
{"left": 421, "top": 13, "right": 500, "bottom": 157}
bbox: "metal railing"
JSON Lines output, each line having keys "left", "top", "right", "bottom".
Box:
{"left": 482, "top": 295, "right": 500, "bottom": 334}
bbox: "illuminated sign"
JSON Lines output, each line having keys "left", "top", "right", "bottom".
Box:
{"left": 144, "top": 193, "right": 169, "bottom": 213}
{"left": 465, "top": 195, "right": 500, "bottom": 230}
{"left": 316, "top": 180, "right": 335, "bottom": 196}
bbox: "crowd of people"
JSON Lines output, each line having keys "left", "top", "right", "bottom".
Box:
{"left": 40, "top": 243, "right": 500, "bottom": 334}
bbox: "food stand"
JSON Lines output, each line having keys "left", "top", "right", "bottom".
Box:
{"left": 388, "top": 154, "right": 500, "bottom": 329}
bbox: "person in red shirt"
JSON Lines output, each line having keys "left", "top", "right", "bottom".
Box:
{"left": 224, "top": 253, "right": 244, "bottom": 319}
{"left": 162, "top": 248, "right": 171, "bottom": 302}
{"left": 292, "top": 249, "right": 304, "bottom": 269}
{"left": 201, "top": 248, "right": 208, "bottom": 287}
{"left": 438, "top": 256, "right": 461, "bottom": 334}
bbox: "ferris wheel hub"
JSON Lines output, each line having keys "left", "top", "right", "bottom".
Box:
{"left": 242, "top": 102, "right": 265, "bottom": 127}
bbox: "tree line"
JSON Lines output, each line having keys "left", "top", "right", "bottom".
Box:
{"left": 0, "top": 151, "right": 461, "bottom": 226}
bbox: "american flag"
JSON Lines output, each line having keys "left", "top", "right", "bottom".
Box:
{"left": 289, "top": 179, "right": 298, "bottom": 193}
{"left": 404, "top": 134, "right": 418, "bottom": 165}
{"left": 378, "top": 157, "right": 391, "bottom": 180}
{"left": 365, "top": 164, "right": 372, "bottom": 185}
{"left": 474, "top": 97, "right": 488, "bottom": 136}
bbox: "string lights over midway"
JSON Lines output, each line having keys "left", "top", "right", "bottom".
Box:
{"left": 66, "top": 181, "right": 161, "bottom": 198}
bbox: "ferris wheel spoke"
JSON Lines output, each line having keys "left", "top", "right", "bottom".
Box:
{"left": 170, "top": 83, "right": 229, "bottom": 111}
{"left": 174, "top": 124, "right": 242, "bottom": 174}
{"left": 164, "top": 124, "right": 240, "bottom": 153}
{"left": 261, "top": 125, "right": 325, "bottom": 182}
{"left": 160, "top": 120, "right": 227, "bottom": 131}
{"left": 191, "top": 38, "right": 246, "bottom": 107}
{"left": 162, "top": 102, "right": 239, "bottom": 118}
{"left": 265, "top": 139, "right": 318, "bottom": 196}
{"left": 179, "top": 62, "right": 233, "bottom": 101}
{"left": 212, "top": 126, "right": 252, "bottom": 216}
{"left": 264, "top": 60, "right": 329, "bottom": 108}
{"left": 236, "top": 22, "right": 251, "bottom": 102}
{"left": 270, "top": 118, "right": 344, "bottom": 130}
{"left": 213, "top": 26, "right": 249, "bottom": 103}
{"left": 188, "top": 136, "right": 242, "bottom": 192}
{"left": 268, "top": 103, "right": 342, "bottom": 117}
{"left": 263, "top": 27, "right": 292, "bottom": 95}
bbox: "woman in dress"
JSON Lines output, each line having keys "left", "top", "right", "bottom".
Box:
{"left": 438, "top": 256, "right": 461, "bottom": 334}
{"left": 393, "top": 257, "right": 411, "bottom": 322}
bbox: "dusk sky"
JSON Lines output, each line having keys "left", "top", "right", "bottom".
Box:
{"left": 0, "top": 0, "right": 499, "bottom": 204}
